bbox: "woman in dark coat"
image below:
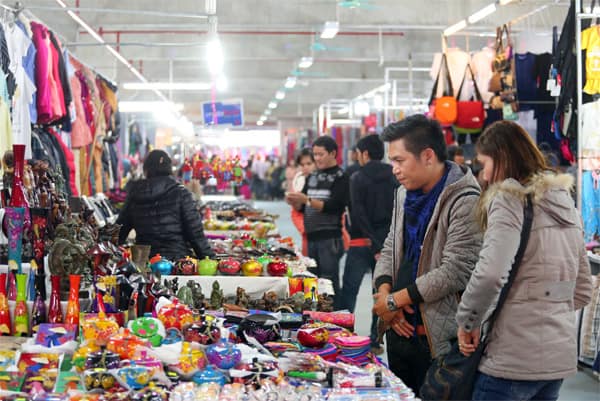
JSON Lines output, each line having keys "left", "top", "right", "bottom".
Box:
{"left": 117, "top": 150, "right": 214, "bottom": 261}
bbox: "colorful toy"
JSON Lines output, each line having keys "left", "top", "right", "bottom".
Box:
{"left": 128, "top": 317, "right": 166, "bottom": 347}
{"left": 157, "top": 299, "right": 194, "bottom": 331}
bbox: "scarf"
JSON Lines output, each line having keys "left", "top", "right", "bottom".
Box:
{"left": 403, "top": 164, "right": 450, "bottom": 281}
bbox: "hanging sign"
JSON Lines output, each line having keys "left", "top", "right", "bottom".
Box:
{"left": 202, "top": 99, "right": 244, "bottom": 127}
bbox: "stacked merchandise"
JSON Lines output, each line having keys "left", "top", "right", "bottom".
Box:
{"left": 0, "top": 12, "right": 121, "bottom": 201}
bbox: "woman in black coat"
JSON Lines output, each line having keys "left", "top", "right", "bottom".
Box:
{"left": 117, "top": 150, "right": 214, "bottom": 261}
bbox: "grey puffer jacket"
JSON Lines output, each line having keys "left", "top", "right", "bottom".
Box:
{"left": 373, "top": 162, "right": 483, "bottom": 358}
{"left": 456, "top": 172, "right": 593, "bottom": 381}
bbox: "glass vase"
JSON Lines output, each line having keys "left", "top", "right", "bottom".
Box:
{"left": 48, "top": 275, "right": 63, "bottom": 324}
{"left": 5, "top": 206, "right": 25, "bottom": 301}
{"left": 31, "top": 274, "right": 47, "bottom": 333}
{"left": 9, "top": 144, "right": 28, "bottom": 208}
{"left": 14, "top": 273, "right": 29, "bottom": 337}
{"left": 31, "top": 208, "right": 49, "bottom": 267}
{"left": 65, "top": 274, "right": 81, "bottom": 326}
{"left": 0, "top": 273, "right": 11, "bottom": 335}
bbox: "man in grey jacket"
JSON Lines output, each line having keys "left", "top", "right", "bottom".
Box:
{"left": 372, "top": 115, "right": 482, "bottom": 393}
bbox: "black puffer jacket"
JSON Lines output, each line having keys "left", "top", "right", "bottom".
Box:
{"left": 117, "top": 176, "right": 214, "bottom": 261}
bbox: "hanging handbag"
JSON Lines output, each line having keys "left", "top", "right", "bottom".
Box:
{"left": 420, "top": 196, "right": 534, "bottom": 401}
{"left": 429, "top": 54, "right": 458, "bottom": 126}
{"left": 455, "top": 64, "right": 485, "bottom": 134}
{"left": 492, "top": 25, "right": 512, "bottom": 73}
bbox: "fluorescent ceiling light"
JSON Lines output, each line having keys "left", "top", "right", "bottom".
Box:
{"left": 264, "top": 109, "right": 272, "bottom": 116}
{"left": 260, "top": 115, "right": 267, "bottom": 121}
{"left": 284, "top": 77, "right": 297, "bottom": 89}
{"left": 468, "top": 3, "right": 497, "bottom": 24}
{"left": 257, "top": 120, "right": 264, "bottom": 126}
{"left": 299, "top": 57, "right": 314, "bottom": 69}
{"left": 123, "top": 82, "right": 212, "bottom": 91}
{"left": 206, "top": 38, "right": 224, "bottom": 75}
{"left": 353, "top": 100, "right": 370, "bottom": 117}
{"left": 268, "top": 102, "right": 278, "bottom": 109}
{"left": 63, "top": 7, "right": 104, "bottom": 43}
{"left": 216, "top": 75, "right": 228, "bottom": 92}
{"left": 321, "top": 21, "right": 340, "bottom": 39}
{"left": 275, "top": 91, "right": 286, "bottom": 100}
{"left": 499, "top": 0, "right": 517, "bottom": 5}
{"left": 338, "top": 106, "right": 349, "bottom": 115}
{"left": 444, "top": 19, "right": 467, "bottom": 37}
{"left": 119, "top": 101, "right": 184, "bottom": 113}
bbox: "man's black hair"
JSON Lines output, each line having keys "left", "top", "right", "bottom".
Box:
{"left": 381, "top": 115, "right": 448, "bottom": 162}
{"left": 143, "top": 149, "right": 172, "bottom": 178}
{"left": 312, "top": 136, "right": 338, "bottom": 154}
{"left": 356, "top": 134, "right": 385, "bottom": 161}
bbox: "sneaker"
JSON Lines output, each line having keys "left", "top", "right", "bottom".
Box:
{"left": 370, "top": 345, "right": 384, "bottom": 355}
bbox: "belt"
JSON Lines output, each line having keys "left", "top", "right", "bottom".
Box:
{"left": 349, "top": 238, "right": 371, "bottom": 247}
{"left": 416, "top": 325, "right": 427, "bottom": 336}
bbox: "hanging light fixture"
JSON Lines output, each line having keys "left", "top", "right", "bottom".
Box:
{"left": 299, "top": 57, "right": 314, "bottom": 69}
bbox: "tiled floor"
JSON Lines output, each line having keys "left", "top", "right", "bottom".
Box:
{"left": 261, "top": 200, "right": 600, "bottom": 400}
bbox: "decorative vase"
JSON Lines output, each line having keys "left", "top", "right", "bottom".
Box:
{"left": 5, "top": 206, "right": 25, "bottom": 301}
{"left": 30, "top": 208, "right": 49, "bottom": 267}
{"left": 9, "top": 144, "right": 29, "bottom": 208}
{"left": 14, "top": 273, "right": 29, "bottom": 336}
{"left": 0, "top": 273, "right": 11, "bottom": 335}
{"left": 31, "top": 276, "right": 47, "bottom": 333}
{"left": 27, "top": 260, "right": 36, "bottom": 301}
{"left": 48, "top": 275, "right": 63, "bottom": 324}
{"left": 65, "top": 275, "right": 81, "bottom": 326}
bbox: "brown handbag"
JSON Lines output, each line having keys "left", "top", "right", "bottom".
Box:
{"left": 488, "top": 72, "right": 502, "bottom": 93}
{"left": 492, "top": 25, "right": 512, "bottom": 73}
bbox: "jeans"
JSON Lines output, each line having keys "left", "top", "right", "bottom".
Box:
{"left": 386, "top": 330, "right": 432, "bottom": 394}
{"left": 308, "top": 236, "right": 344, "bottom": 308}
{"left": 341, "top": 246, "right": 378, "bottom": 345}
{"left": 472, "top": 372, "right": 563, "bottom": 401}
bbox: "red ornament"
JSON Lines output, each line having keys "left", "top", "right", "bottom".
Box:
{"left": 218, "top": 258, "right": 241, "bottom": 276}
{"left": 267, "top": 259, "right": 288, "bottom": 277}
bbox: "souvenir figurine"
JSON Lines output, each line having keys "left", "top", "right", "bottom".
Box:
{"left": 205, "top": 338, "right": 241, "bottom": 370}
{"left": 187, "top": 281, "right": 205, "bottom": 310}
{"left": 235, "top": 287, "right": 249, "bottom": 309}
{"left": 182, "top": 312, "right": 220, "bottom": 345}
{"left": 128, "top": 317, "right": 166, "bottom": 347}
{"left": 209, "top": 281, "right": 224, "bottom": 310}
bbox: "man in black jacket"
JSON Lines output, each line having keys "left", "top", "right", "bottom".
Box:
{"left": 342, "top": 134, "right": 398, "bottom": 353}
{"left": 117, "top": 150, "right": 214, "bottom": 261}
{"left": 286, "top": 136, "right": 349, "bottom": 307}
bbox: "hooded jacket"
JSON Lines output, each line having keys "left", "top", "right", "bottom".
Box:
{"left": 348, "top": 160, "right": 399, "bottom": 253}
{"left": 373, "top": 162, "right": 483, "bottom": 357}
{"left": 456, "top": 172, "right": 593, "bottom": 381}
{"left": 117, "top": 176, "right": 214, "bottom": 261}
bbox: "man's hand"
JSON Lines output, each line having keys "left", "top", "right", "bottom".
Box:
{"left": 457, "top": 327, "right": 480, "bottom": 357}
{"left": 285, "top": 192, "right": 307, "bottom": 210}
{"left": 379, "top": 309, "right": 416, "bottom": 338}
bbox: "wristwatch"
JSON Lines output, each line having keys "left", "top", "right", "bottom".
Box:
{"left": 386, "top": 294, "right": 398, "bottom": 312}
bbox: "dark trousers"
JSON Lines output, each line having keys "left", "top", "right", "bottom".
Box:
{"left": 472, "top": 372, "right": 563, "bottom": 401}
{"left": 307, "top": 236, "right": 344, "bottom": 307}
{"left": 386, "top": 330, "right": 432, "bottom": 394}
{"left": 341, "top": 246, "right": 378, "bottom": 345}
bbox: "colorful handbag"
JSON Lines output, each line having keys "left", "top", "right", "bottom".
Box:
{"left": 429, "top": 54, "right": 457, "bottom": 126}
{"left": 455, "top": 64, "right": 485, "bottom": 134}
{"left": 492, "top": 25, "right": 512, "bottom": 73}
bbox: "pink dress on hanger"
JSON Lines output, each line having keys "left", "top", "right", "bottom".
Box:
{"left": 47, "top": 32, "right": 65, "bottom": 119}
{"left": 31, "top": 22, "right": 52, "bottom": 123}
{"left": 69, "top": 74, "right": 92, "bottom": 148}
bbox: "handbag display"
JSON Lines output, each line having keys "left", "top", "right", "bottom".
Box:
{"left": 420, "top": 195, "right": 534, "bottom": 401}
{"left": 492, "top": 25, "right": 512, "bottom": 73}
{"left": 429, "top": 54, "right": 457, "bottom": 126}
{"left": 455, "top": 64, "right": 485, "bottom": 134}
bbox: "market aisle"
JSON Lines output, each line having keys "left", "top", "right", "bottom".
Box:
{"left": 260, "top": 200, "right": 599, "bottom": 400}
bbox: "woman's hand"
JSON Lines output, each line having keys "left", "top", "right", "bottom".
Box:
{"left": 457, "top": 326, "right": 481, "bottom": 357}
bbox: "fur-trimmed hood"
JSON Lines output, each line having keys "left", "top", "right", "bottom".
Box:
{"left": 479, "top": 172, "right": 576, "bottom": 228}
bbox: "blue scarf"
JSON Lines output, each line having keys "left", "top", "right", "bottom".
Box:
{"left": 403, "top": 164, "right": 450, "bottom": 281}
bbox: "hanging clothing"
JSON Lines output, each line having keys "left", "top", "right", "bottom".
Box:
{"left": 517, "top": 110, "right": 537, "bottom": 143}
{"left": 0, "top": 24, "right": 16, "bottom": 102}
{"left": 4, "top": 22, "right": 36, "bottom": 159}
{"left": 580, "top": 100, "right": 600, "bottom": 152}
{"left": 581, "top": 26, "right": 600, "bottom": 95}
{"left": 31, "top": 22, "right": 52, "bottom": 124}
{"left": 15, "top": 20, "right": 37, "bottom": 125}
{"left": 0, "top": 98, "right": 12, "bottom": 157}
{"left": 48, "top": 31, "right": 71, "bottom": 131}
{"left": 515, "top": 53, "right": 537, "bottom": 111}
{"left": 48, "top": 128, "right": 77, "bottom": 196}
{"left": 430, "top": 48, "right": 471, "bottom": 98}
{"left": 471, "top": 46, "right": 495, "bottom": 103}
{"left": 46, "top": 30, "right": 65, "bottom": 121}
{"left": 582, "top": 171, "right": 600, "bottom": 242}
{"left": 69, "top": 73, "right": 92, "bottom": 147}
{"left": 533, "top": 52, "right": 555, "bottom": 115}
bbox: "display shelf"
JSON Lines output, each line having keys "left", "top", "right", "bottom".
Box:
{"left": 163, "top": 275, "right": 291, "bottom": 298}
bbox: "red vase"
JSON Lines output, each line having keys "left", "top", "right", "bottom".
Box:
{"left": 0, "top": 273, "right": 11, "bottom": 335}
{"left": 48, "top": 275, "right": 63, "bottom": 324}
{"left": 9, "top": 144, "right": 29, "bottom": 208}
{"left": 65, "top": 275, "right": 81, "bottom": 326}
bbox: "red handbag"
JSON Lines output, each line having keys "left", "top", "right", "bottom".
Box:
{"left": 455, "top": 64, "right": 485, "bottom": 134}
{"left": 429, "top": 54, "right": 457, "bottom": 126}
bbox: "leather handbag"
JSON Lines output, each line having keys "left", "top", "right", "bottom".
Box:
{"left": 420, "top": 196, "right": 534, "bottom": 401}
{"left": 492, "top": 25, "right": 512, "bottom": 73}
{"left": 455, "top": 64, "right": 485, "bottom": 134}
{"left": 488, "top": 71, "right": 502, "bottom": 93}
{"left": 429, "top": 54, "right": 457, "bottom": 126}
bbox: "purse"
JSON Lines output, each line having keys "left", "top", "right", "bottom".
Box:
{"left": 455, "top": 64, "right": 485, "bottom": 134}
{"left": 429, "top": 54, "right": 458, "bottom": 126}
{"left": 492, "top": 25, "right": 512, "bottom": 73}
{"left": 420, "top": 195, "right": 534, "bottom": 401}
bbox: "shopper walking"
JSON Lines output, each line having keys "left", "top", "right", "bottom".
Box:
{"left": 372, "top": 115, "right": 482, "bottom": 393}
{"left": 346, "top": 145, "right": 361, "bottom": 177}
{"left": 117, "top": 150, "right": 214, "bottom": 261}
{"left": 342, "top": 134, "right": 398, "bottom": 355}
{"left": 456, "top": 121, "right": 593, "bottom": 401}
{"left": 289, "top": 148, "right": 316, "bottom": 256}
{"left": 286, "top": 136, "right": 349, "bottom": 307}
